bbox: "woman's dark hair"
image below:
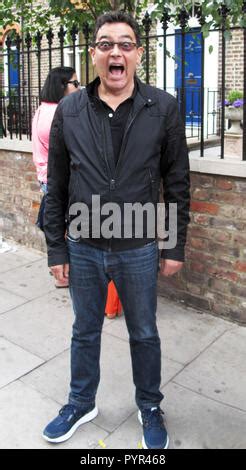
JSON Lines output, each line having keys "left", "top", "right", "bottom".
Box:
{"left": 40, "top": 66, "right": 76, "bottom": 103}
{"left": 92, "top": 11, "right": 141, "bottom": 47}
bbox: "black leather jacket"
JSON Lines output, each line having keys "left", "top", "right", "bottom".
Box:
{"left": 44, "top": 77, "right": 190, "bottom": 267}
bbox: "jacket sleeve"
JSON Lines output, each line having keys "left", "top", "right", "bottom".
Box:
{"left": 43, "top": 102, "right": 70, "bottom": 267}
{"left": 160, "top": 97, "right": 190, "bottom": 262}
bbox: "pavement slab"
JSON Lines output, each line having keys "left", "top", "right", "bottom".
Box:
{"left": 0, "top": 258, "right": 54, "bottom": 300}
{"left": 0, "top": 241, "right": 44, "bottom": 274}
{"left": 173, "top": 327, "right": 246, "bottom": 411}
{"left": 0, "top": 337, "right": 44, "bottom": 388}
{"left": 0, "top": 291, "right": 73, "bottom": 360}
{"left": 162, "top": 382, "right": 246, "bottom": 449}
{"left": 0, "top": 287, "right": 27, "bottom": 315}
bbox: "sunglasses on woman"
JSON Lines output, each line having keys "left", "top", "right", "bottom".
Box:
{"left": 67, "top": 80, "right": 80, "bottom": 88}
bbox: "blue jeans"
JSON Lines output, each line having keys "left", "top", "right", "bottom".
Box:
{"left": 67, "top": 239, "right": 164, "bottom": 411}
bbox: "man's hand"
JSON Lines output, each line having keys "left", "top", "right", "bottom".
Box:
{"left": 160, "top": 259, "right": 183, "bottom": 277}
{"left": 50, "top": 264, "right": 69, "bottom": 282}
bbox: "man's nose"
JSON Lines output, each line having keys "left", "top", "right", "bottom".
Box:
{"left": 110, "top": 43, "right": 122, "bottom": 55}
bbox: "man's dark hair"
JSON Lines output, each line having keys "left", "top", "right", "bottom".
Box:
{"left": 92, "top": 11, "right": 141, "bottom": 47}
{"left": 40, "top": 66, "right": 76, "bottom": 103}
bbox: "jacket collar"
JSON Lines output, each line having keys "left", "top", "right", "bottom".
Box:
{"left": 135, "top": 77, "right": 157, "bottom": 107}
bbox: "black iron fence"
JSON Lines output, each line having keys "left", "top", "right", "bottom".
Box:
{"left": 0, "top": 9, "right": 245, "bottom": 160}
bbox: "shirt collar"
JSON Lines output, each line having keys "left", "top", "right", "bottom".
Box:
{"left": 87, "top": 76, "right": 138, "bottom": 102}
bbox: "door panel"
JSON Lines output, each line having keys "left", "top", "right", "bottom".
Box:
{"left": 175, "top": 29, "right": 202, "bottom": 126}
{"left": 9, "top": 49, "right": 19, "bottom": 90}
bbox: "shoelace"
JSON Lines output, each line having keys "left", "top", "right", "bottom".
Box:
{"left": 59, "top": 404, "right": 78, "bottom": 420}
{"left": 142, "top": 407, "right": 165, "bottom": 429}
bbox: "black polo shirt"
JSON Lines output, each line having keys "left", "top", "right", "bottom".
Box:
{"left": 92, "top": 79, "right": 137, "bottom": 165}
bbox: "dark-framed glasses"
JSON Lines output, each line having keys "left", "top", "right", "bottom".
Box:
{"left": 94, "top": 41, "right": 138, "bottom": 52}
{"left": 67, "top": 79, "right": 80, "bottom": 88}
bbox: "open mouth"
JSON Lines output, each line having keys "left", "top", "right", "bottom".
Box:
{"left": 109, "top": 64, "right": 125, "bottom": 76}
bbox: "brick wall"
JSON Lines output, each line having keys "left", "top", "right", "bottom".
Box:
{"left": 0, "top": 149, "right": 246, "bottom": 323}
{"left": 218, "top": 29, "right": 244, "bottom": 95}
{"left": 158, "top": 173, "right": 246, "bottom": 324}
{"left": 0, "top": 149, "right": 46, "bottom": 252}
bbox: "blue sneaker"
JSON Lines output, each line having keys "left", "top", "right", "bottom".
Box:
{"left": 138, "top": 407, "right": 169, "bottom": 449}
{"left": 42, "top": 403, "right": 98, "bottom": 443}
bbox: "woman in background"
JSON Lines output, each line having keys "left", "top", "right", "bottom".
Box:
{"left": 32, "top": 66, "right": 80, "bottom": 287}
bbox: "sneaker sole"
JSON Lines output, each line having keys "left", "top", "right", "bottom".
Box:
{"left": 138, "top": 410, "right": 169, "bottom": 450}
{"left": 138, "top": 410, "right": 143, "bottom": 425}
{"left": 42, "top": 406, "right": 98, "bottom": 443}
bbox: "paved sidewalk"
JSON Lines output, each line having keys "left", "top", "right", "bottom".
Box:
{"left": 0, "top": 240, "right": 246, "bottom": 449}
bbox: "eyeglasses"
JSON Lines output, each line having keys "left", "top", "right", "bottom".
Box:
{"left": 67, "top": 80, "right": 80, "bottom": 88}
{"left": 94, "top": 41, "right": 138, "bottom": 52}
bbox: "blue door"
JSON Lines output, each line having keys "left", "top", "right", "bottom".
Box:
{"left": 9, "top": 49, "right": 19, "bottom": 91}
{"left": 175, "top": 29, "right": 202, "bottom": 126}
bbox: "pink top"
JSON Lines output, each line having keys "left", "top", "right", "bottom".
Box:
{"left": 32, "top": 102, "right": 58, "bottom": 183}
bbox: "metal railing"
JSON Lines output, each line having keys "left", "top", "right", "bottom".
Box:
{"left": 0, "top": 8, "right": 245, "bottom": 160}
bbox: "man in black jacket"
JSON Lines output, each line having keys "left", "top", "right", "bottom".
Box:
{"left": 43, "top": 11, "right": 190, "bottom": 449}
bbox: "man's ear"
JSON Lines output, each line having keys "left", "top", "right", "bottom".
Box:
{"left": 89, "top": 47, "right": 96, "bottom": 65}
{"left": 136, "top": 47, "right": 144, "bottom": 66}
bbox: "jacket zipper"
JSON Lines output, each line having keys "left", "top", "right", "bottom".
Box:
{"left": 113, "top": 102, "right": 147, "bottom": 183}
{"left": 101, "top": 118, "right": 113, "bottom": 179}
{"left": 106, "top": 102, "right": 147, "bottom": 252}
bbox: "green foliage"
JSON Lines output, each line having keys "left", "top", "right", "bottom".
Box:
{"left": 1, "top": 0, "right": 56, "bottom": 33}
{"left": 227, "top": 90, "right": 243, "bottom": 102}
{"left": 151, "top": 1, "right": 245, "bottom": 34}
{"left": 0, "top": 1, "right": 146, "bottom": 34}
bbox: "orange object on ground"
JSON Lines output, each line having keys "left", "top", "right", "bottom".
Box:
{"left": 105, "top": 281, "right": 123, "bottom": 319}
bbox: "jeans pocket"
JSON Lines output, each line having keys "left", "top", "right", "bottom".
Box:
{"left": 67, "top": 234, "right": 80, "bottom": 243}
